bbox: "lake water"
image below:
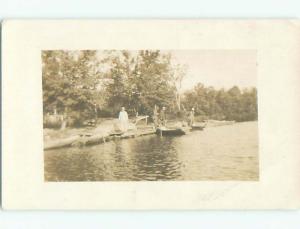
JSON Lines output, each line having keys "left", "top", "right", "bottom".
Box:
{"left": 44, "top": 121, "right": 259, "bottom": 181}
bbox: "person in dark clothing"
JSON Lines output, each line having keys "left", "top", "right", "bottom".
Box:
{"left": 160, "top": 106, "right": 167, "bottom": 126}
{"left": 153, "top": 105, "right": 159, "bottom": 128}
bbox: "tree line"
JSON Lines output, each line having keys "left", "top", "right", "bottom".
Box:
{"left": 42, "top": 50, "right": 257, "bottom": 127}
{"left": 182, "top": 84, "right": 257, "bottom": 122}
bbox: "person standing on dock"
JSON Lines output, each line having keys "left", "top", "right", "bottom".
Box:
{"left": 189, "top": 107, "right": 195, "bottom": 126}
{"left": 118, "top": 107, "right": 129, "bottom": 132}
{"left": 153, "top": 105, "right": 159, "bottom": 128}
{"left": 160, "top": 106, "right": 167, "bottom": 126}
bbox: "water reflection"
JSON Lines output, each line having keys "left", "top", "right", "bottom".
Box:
{"left": 44, "top": 122, "right": 259, "bottom": 181}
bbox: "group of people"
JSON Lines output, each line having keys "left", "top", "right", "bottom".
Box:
{"left": 117, "top": 105, "right": 195, "bottom": 132}
{"left": 153, "top": 105, "right": 195, "bottom": 128}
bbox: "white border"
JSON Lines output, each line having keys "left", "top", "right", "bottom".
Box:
{"left": 2, "top": 20, "right": 300, "bottom": 209}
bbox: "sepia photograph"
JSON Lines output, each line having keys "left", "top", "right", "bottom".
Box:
{"left": 4, "top": 19, "right": 300, "bottom": 210}
{"left": 1, "top": 2, "right": 300, "bottom": 224}
{"left": 43, "top": 49, "right": 258, "bottom": 182}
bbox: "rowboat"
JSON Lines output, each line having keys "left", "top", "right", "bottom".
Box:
{"left": 191, "top": 122, "right": 206, "bottom": 131}
{"left": 156, "top": 126, "right": 189, "bottom": 136}
{"left": 191, "top": 125, "right": 205, "bottom": 131}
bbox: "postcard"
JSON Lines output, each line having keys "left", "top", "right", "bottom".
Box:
{"left": 2, "top": 20, "right": 300, "bottom": 209}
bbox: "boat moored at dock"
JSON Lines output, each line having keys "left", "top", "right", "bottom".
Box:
{"left": 156, "top": 126, "right": 190, "bottom": 136}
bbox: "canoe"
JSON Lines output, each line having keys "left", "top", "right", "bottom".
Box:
{"left": 156, "top": 127, "right": 189, "bottom": 136}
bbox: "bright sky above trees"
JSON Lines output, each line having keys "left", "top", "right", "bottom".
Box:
{"left": 170, "top": 50, "right": 257, "bottom": 90}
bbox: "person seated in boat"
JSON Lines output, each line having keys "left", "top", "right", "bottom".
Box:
{"left": 160, "top": 106, "right": 167, "bottom": 126}
{"left": 118, "top": 106, "right": 129, "bottom": 132}
{"left": 153, "top": 105, "right": 159, "bottom": 128}
{"left": 188, "top": 107, "right": 195, "bottom": 126}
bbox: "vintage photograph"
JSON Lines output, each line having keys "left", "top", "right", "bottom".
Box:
{"left": 43, "top": 50, "right": 258, "bottom": 181}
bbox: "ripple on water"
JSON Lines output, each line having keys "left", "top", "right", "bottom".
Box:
{"left": 44, "top": 121, "right": 259, "bottom": 181}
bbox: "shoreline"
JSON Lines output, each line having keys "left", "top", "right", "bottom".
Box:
{"left": 43, "top": 119, "right": 241, "bottom": 151}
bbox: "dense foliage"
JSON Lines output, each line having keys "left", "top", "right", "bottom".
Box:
{"left": 182, "top": 84, "right": 257, "bottom": 122}
{"left": 42, "top": 50, "right": 257, "bottom": 127}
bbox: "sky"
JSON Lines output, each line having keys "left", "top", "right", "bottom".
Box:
{"left": 170, "top": 50, "right": 257, "bottom": 90}
{"left": 94, "top": 49, "right": 257, "bottom": 91}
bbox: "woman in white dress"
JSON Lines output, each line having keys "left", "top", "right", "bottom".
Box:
{"left": 118, "top": 107, "right": 129, "bottom": 132}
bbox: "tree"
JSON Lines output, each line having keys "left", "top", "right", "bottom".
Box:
{"left": 134, "top": 50, "right": 174, "bottom": 115}
{"left": 103, "top": 50, "right": 175, "bottom": 116}
{"left": 170, "top": 63, "right": 187, "bottom": 111}
{"left": 42, "top": 50, "right": 104, "bottom": 126}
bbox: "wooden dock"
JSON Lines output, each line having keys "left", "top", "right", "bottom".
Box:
{"left": 44, "top": 122, "right": 212, "bottom": 151}
{"left": 44, "top": 126, "right": 156, "bottom": 150}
